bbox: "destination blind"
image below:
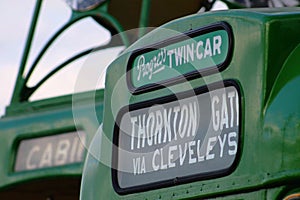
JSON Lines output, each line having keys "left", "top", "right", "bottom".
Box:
{"left": 113, "top": 83, "right": 240, "bottom": 193}
{"left": 15, "top": 131, "right": 86, "bottom": 172}
{"left": 127, "top": 23, "right": 232, "bottom": 93}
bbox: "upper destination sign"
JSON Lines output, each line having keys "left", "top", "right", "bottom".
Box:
{"left": 127, "top": 22, "right": 233, "bottom": 94}
{"left": 112, "top": 81, "right": 241, "bottom": 194}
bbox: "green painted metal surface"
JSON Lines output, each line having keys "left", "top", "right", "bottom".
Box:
{"left": 80, "top": 8, "right": 300, "bottom": 199}
{"left": 0, "top": 90, "right": 104, "bottom": 194}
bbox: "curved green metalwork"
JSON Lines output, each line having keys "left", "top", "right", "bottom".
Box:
{"left": 11, "top": 0, "right": 129, "bottom": 103}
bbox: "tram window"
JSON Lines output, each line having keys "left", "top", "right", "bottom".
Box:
{"left": 26, "top": 17, "right": 111, "bottom": 86}
{"left": 24, "top": 0, "right": 72, "bottom": 76}
{"left": 24, "top": 6, "right": 123, "bottom": 101}
{"left": 29, "top": 45, "right": 124, "bottom": 101}
{"left": 17, "top": 0, "right": 124, "bottom": 101}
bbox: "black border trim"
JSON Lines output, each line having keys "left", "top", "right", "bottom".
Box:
{"left": 13, "top": 128, "right": 85, "bottom": 173}
{"left": 126, "top": 22, "right": 234, "bottom": 95}
{"left": 112, "top": 80, "right": 242, "bottom": 195}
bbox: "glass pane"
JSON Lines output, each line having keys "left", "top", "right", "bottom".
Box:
{"left": 30, "top": 46, "right": 124, "bottom": 101}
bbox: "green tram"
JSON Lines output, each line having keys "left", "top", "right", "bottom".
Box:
{"left": 0, "top": 0, "right": 207, "bottom": 199}
{"left": 79, "top": 1, "right": 300, "bottom": 200}
{"left": 1, "top": 0, "right": 300, "bottom": 200}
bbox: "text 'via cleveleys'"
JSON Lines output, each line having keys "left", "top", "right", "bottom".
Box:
{"left": 117, "top": 86, "right": 240, "bottom": 184}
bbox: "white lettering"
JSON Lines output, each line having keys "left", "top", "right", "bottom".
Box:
{"left": 70, "top": 137, "right": 79, "bottom": 162}
{"left": 179, "top": 143, "right": 188, "bottom": 166}
{"left": 188, "top": 102, "right": 198, "bottom": 137}
{"left": 26, "top": 146, "right": 40, "bottom": 170}
{"left": 163, "top": 108, "right": 172, "bottom": 143}
{"left": 197, "top": 140, "right": 204, "bottom": 162}
{"left": 228, "top": 91, "right": 235, "bottom": 128}
{"left": 228, "top": 132, "right": 238, "bottom": 155}
{"left": 218, "top": 134, "right": 227, "bottom": 157}
{"left": 168, "top": 145, "right": 177, "bottom": 168}
{"left": 206, "top": 137, "right": 216, "bottom": 160}
{"left": 146, "top": 112, "right": 155, "bottom": 146}
{"left": 167, "top": 49, "right": 174, "bottom": 68}
{"left": 141, "top": 157, "right": 146, "bottom": 174}
{"left": 178, "top": 104, "right": 188, "bottom": 138}
{"left": 136, "top": 56, "right": 145, "bottom": 81}
{"left": 213, "top": 35, "right": 222, "bottom": 55}
{"left": 174, "top": 46, "right": 184, "bottom": 66}
{"left": 173, "top": 106, "right": 180, "bottom": 141}
{"left": 220, "top": 93, "right": 229, "bottom": 130}
{"left": 196, "top": 41, "right": 204, "bottom": 60}
{"left": 55, "top": 139, "right": 70, "bottom": 166}
{"left": 135, "top": 34, "right": 224, "bottom": 82}
{"left": 133, "top": 157, "right": 146, "bottom": 175}
{"left": 39, "top": 143, "right": 52, "bottom": 168}
{"left": 188, "top": 141, "right": 197, "bottom": 164}
{"left": 125, "top": 87, "right": 240, "bottom": 176}
{"left": 130, "top": 117, "right": 137, "bottom": 150}
{"left": 137, "top": 114, "right": 146, "bottom": 149}
{"left": 204, "top": 38, "right": 212, "bottom": 58}
{"left": 212, "top": 95, "right": 220, "bottom": 131}
{"left": 186, "top": 43, "right": 194, "bottom": 62}
{"left": 154, "top": 110, "right": 163, "bottom": 145}
{"left": 152, "top": 149, "right": 160, "bottom": 171}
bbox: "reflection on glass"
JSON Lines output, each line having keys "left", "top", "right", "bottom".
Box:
{"left": 63, "top": 0, "right": 105, "bottom": 11}
{"left": 30, "top": 46, "right": 124, "bottom": 101}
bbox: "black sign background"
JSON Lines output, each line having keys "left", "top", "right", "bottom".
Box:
{"left": 112, "top": 81, "right": 242, "bottom": 195}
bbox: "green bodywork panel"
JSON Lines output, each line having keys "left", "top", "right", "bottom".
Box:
{"left": 80, "top": 8, "right": 300, "bottom": 199}
{"left": 0, "top": 90, "right": 104, "bottom": 196}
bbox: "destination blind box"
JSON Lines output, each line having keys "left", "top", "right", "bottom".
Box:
{"left": 112, "top": 81, "right": 241, "bottom": 194}
{"left": 126, "top": 22, "right": 233, "bottom": 94}
{"left": 15, "top": 131, "right": 86, "bottom": 172}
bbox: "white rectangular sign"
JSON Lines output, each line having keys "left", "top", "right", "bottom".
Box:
{"left": 113, "top": 82, "right": 241, "bottom": 194}
{"left": 15, "top": 131, "right": 86, "bottom": 171}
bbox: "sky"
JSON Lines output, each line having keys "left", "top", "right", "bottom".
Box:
{"left": 0, "top": 1, "right": 35, "bottom": 116}
{"left": 0, "top": 0, "right": 114, "bottom": 117}
{"left": 0, "top": 1, "right": 227, "bottom": 117}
